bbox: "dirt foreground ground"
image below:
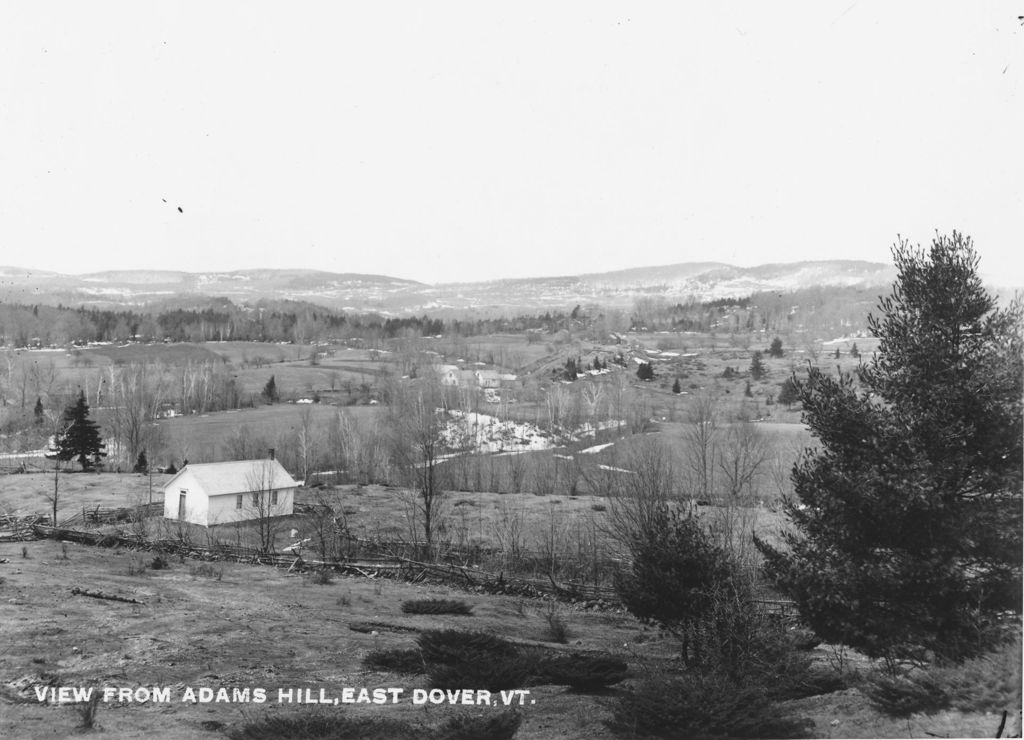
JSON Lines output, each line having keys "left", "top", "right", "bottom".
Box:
{"left": 2, "top": 534, "right": 1014, "bottom": 739}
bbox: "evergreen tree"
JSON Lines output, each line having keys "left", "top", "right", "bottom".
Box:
{"left": 262, "top": 375, "right": 279, "bottom": 403}
{"left": 55, "top": 391, "right": 107, "bottom": 471}
{"left": 849, "top": 342, "right": 860, "bottom": 359}
{"left": 564, "top": 358, "right": 578, "bottom": 380}
{"left": 636, "top": 362, "right": 655, "bottom": 381}
{"left": 616, "top": 508, "right": 738, "bottom": 666}
{"left": 672, "top": 377, "right": 681, "bottom": 394}
{"left": 768, "top": 337, "right": 784, "bottom": 358}
{"left": 756, "top": 233, "right": 1023, "bottom": 664}
{"left": 834, "top": 347, "right": 841, "bottom": 359}
{"left": 749, "top": 351, "right": 766, "bottom": 380}
{"left": 744, "top": 380, "right": 753, "bottom": 398}
{"left": 777, "top": 377, "right": 799, "bottom": 408}
{"left": 34, "top": 397, "right": 44, "bottom": 424}
{"left": 134, "top": 450, "right": 149, "bottom": 474}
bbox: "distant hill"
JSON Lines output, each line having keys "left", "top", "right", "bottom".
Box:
{"left": 0, "top": 261, "right": 899, "bottom": 314}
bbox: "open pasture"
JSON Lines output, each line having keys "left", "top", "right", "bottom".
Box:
{"left": 155, "top": 404, "right": 383, "bottom": 465}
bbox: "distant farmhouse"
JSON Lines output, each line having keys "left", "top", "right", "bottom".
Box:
{"left": 162, "top": 455, "right": 298, "bottom": 527}
{"left": 435, "top": 363, "right": 517, "bottom": 392}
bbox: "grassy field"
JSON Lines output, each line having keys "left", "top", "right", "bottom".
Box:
{"left": 154, "top": 404, "right": 383, "bottom": 466}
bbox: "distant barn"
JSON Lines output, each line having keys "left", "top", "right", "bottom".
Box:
{"left": 162, "top": 456, "right": 298, "bottom": 527}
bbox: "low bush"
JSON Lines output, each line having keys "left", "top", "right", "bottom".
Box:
{"left": 941, "top": 640, "right": 1023, "bottom": 714}
{"left": 866, "top": 639, "right": 1022, "bottom": 718}
{"left": 541, "top": 602, "right": 570, "bottom": 643}
{"left": 537, "top": 653, "right": 628, "bottom": 691}
{"left": 417, "top": 630, "right": 517, "bottom": 665}
{"left": 363, "top": 647, "right": 424, "bottom": 675}
{"left": 306, "top": 568, "right": 334, "bottom": 585}
{"left": 864, "top": 670, "right": 950, "bottom": 717}
{"left": 606, "top": 673, "right": 813, "bottom": 739}
{"left": 427, "top": 651, "right": 540, "bottom": 692}
{"left": 402, "top": 599, "right": 473, "bottom": 615}
{"left": 190, "top": 563, "right": 223, "bottom": 580}
{"left": 75, "top": 691, "right": 102, "bottom": 731}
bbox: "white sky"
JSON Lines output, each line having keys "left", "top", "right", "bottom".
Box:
{"left": 1, "top": 3, "right": 1021, "bottom": 285}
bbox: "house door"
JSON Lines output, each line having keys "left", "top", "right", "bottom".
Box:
{"left": 178, "top": 492, "right": 187, "bottom": 519}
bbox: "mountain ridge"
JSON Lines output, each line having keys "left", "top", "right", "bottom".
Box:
{"left": 0, "top": 260, "right": 902, "bottom": 314}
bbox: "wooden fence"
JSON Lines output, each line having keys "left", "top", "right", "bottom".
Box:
{"left": 26, "top": 524, "right": 794, "bottom": 614}
{"left": 58, "top": 503, "right": 163, "bottom": 528}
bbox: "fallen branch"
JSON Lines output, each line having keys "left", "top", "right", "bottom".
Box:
{"left": 70, "top": 587, "right": 143, "bottom": 605}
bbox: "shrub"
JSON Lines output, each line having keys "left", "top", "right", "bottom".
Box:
{"left": 866, "top": 639, "right": 1023, "bottom": 718}
{"left": 417, "top": 630, "right": 517, "bottom": 665}
{"left": 606, "top": 673, "right": 813, "bottom": 739}
{"left": 940, "top": 640, "right": 1023, "bottom": 714}
{"left": 432, "top": 711, "right": 522, "bottom": 740}
{"left": 190, "top": 563, "right": 223, "bottom": 580}
{"left": 541, "top": 602, "right": 569, "bottom": 643}
{"left": 306, "top": 568, "right": 334, "bottom": 585}
{"left": 864, "top": 670, "right": 950, "bottom": 717}
{"left": 427, "top": 651, "right": 539, "bottom": 692}
{"left": 402, "top": 599, "right": 473, "bottom": 616}
{"left": 76, "top": 690, "right": 102, "bottom": 731}
{"left": 363, "top": 647, "right": 424, "bottom": 675}
{"left": 538, "top": 653, "right": 628, "bottom": 691}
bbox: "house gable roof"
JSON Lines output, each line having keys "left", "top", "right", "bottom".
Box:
{"left": 163, "top": 459, "right": 299, "bottom": 496}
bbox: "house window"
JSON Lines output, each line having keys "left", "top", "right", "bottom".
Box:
{"left": 178, "top": 492, "right": 187, "bottom": 519}
{"left": 270, "top": 490, "right": 278, "bottom": 505}
{"left": 236, "top": 494, "right": 243, "bottom": 509}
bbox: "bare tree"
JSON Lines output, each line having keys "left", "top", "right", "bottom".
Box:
{"left": 108, "top": 362, "right": 166, "bottom": 466}
{"left": 603, "top": 437, "right": 680, "bottom": 559}
{"left": 295, "top": 404, "right": 319, "bottom": 484}
{"left": 244, "top": 460, "right": 284, "bottom": 554}
{"left": 716, "top": 420, "right": 768, "bottom": 500}
{"left": 40, "top": 410, "right": 70, "bottom": 526}
{"left": 386, "top": 377, "right": 451, "bottom": 551}
{"left": 681, "top": 393, "right": 719, "bottom": 501}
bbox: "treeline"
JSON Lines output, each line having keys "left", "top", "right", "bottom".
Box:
{"left": 628, "top": 285, "right": 877, "bottom": 335}
{"left": 0, "top": 284, "right": 877, "bottom": 350}
{"left": 0, "top": 299, "right": 574, "bottom": 348}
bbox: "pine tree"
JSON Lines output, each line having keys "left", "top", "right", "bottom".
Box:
{"left": 749, "top": 351, "right": 766, "bottom": 380}
{"left": 34, "top": 397, "right": 44, "bottom": 424}
{"left": 636, "top": 362, "right": 655, "bottom": 381}
{"left": 262, "top": 375, "right": 279, "bottom": 403}
{"left": 834, "top": 347, "right": 841, "bottom": 359}
{"left": 672, "top": 377, "right": 681, "bottom": 394}
{"left": 777, "top": 377, "right": 799, "bottom": 408}
{"left": 849, "top": 342, "right": 860, "bottom": 359}
{"left": 744, "top": 380, "right": 753, "bottom": 398}
{"left": 134, "top": 450, "right": 149, "bottom": 474}
{"left": 565, "top": 358, "right": 578, "bottom": 380}
{"left": 756, "top": 233, "right": 1023, "bottom": 664}
{"left": 55, "top": 391, "right": 107, "bottom": 471}
{"left": 768, "top": 337, "right": 784, "bottom": 358}
{"left": 615, "top": 508, "right": 737, "bottom": 666}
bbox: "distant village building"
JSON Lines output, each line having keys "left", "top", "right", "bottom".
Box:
{"left": 162, "top": 455, "right": 298, "bottom": 526}
{"left": 435, "top": 363, "right": 518, "bottom": 391}
{"left": 437, "top": 364, "right": 461, "bottom": 387}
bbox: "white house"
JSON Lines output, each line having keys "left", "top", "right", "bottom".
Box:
{"left": 436, "top": 364, "right": 461, "bottom": 386}
{"left": 162, "top": 457, "right": 298, "bottom": 527}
